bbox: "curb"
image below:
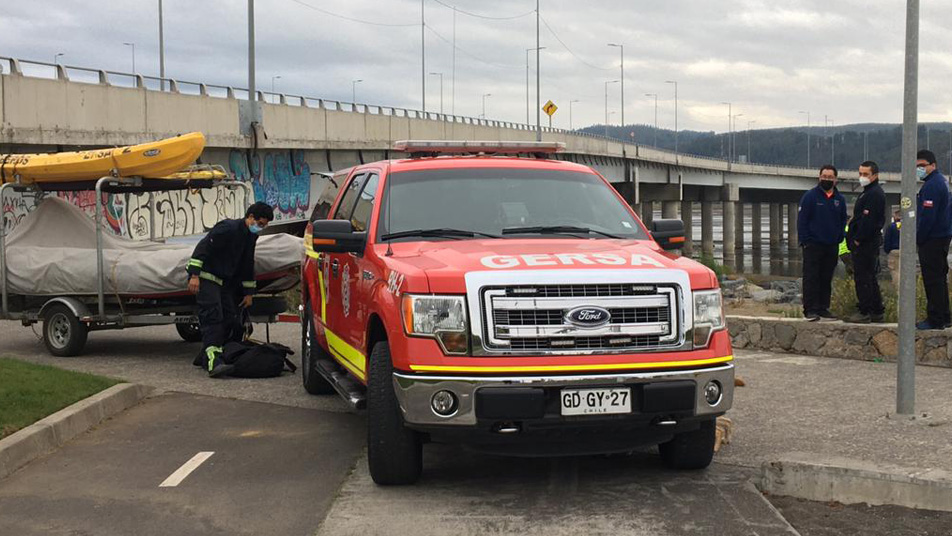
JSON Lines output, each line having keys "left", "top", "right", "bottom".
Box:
{"left": 0, "top": 383, "right": 154, "bottom": 480}
{"left": 759, "top": 452, "right": 952, "bottom": 513}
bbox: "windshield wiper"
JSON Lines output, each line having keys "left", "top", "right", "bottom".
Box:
{"left": 501, "top": 225, "right": 622, "bottom": 239}
{"left": 380, "top": 228, "right": 501, "bottom": 241}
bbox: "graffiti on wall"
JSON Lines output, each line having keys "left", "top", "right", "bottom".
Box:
{"left": 229, "top": 149, "right": 311, "bottom": 222}
{"left": 2, "top": 195, "right": 30, "bottom": 233}
{"left": 125, "top": 187, "right": 247, "bottom": 240}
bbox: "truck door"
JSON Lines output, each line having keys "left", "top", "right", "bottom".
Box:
{"left": 343, "top": 173, "right": 381, "bottom": 354}
{"left": 322, "top": 172, "right": 370, "bottom": 380}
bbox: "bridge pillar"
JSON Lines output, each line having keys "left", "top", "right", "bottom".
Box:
{"left": 662, "top": 200, "right": 679, "bottom": 219}
{"left": 787, "top": 202, "right": 799, "bottom": 252}
{"left": 701, "top": 202, "right": 714, "bottom": 257}
{"left": 640, "top": 201, "right": 654, "bottom": 226}
{"left": 734, "top": 202, "right": 745, "bottom": 251}
{"left": 722, "top": 201, "right": 736, "bottom": 267}
{"left": 769, "top": 203, "right": 782, "bottom": 251}
{"left": 680, "top": 200, "right": 694, "bottom": 256}
{"left": 751, "top": 203, "right": 763, "bottom": 251}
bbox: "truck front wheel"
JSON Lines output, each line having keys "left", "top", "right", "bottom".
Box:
{"left": 658, "top": 418, "right": 716, "bottom": 470}
{"left": 367, "top": 341, "right": 422, "bottom": 485}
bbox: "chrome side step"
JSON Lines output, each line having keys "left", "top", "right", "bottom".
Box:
{"left": 315, "top": 358, "right": 367, "bottom": 410}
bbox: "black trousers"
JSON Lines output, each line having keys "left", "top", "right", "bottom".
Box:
{"left": 802, "top": 243, "right": 839, "bottom": 316}
{"left": 852, "top": 240, "right": 884, "bottom": 315}
{"left": 196, "top": 278, "right": 242, "bottom": 360}
{"left": 918, "top": 237, "right": 952, "bottom": 326}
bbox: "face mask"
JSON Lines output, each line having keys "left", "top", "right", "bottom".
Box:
{"left": 819, "top": 180, "right": 835, "bottom": 192}
{"left": 917, "top": 166, "right": 928, "bottom": 180}
{"left": 859, "top": 177, "right": 871, "bottom": 187}
{"left": 249, "top": 223, "right": 263, "bottom": 234}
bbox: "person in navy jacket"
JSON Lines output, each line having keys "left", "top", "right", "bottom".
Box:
{"left": 798, "top": 165, "right": 848, "bottom": 321}
{"left": 915, "top": 150, "right": 952, "bottom": 330}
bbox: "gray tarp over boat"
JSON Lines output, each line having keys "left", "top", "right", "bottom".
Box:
{"left": 3, "top": 197, "right": 302, "bottom": 296}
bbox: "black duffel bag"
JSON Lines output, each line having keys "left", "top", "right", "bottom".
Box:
{"left": 194, "top": 340, "right": 297, "bottom": 378}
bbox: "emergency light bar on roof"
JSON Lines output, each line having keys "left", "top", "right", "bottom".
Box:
{"left": 393, "top": 140, "right": 565, "bottom": 155}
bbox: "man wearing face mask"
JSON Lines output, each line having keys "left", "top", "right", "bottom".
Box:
{"left": 798, "top": 165, "right": 848, "bottom": 321}
{"left": 915, "top": 150, "right": 952, "bottom": 330}
{"left": 187, "top": 202, "right": 275, "bottom": 376}
{"left": 845, "top": 161, "right": 886, "bottom": 323}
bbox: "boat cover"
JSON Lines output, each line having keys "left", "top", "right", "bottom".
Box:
{"left": 3, "top": 197, "right": 302, "bottom": 296}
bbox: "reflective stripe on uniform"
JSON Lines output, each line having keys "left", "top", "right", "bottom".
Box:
{"left": 206, "top": 345, "right": 223, "bottom": 372}
{"left": 199, "top": 272, "right": 223, "bottom": 285}
{"left": 188, "top": 258, "right": 204, "bottom": 268}
{"left": 242, "top": 281, "right": 256, "bottom": 289}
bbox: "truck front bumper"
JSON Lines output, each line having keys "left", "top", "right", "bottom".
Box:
{"left": 392, "top": 363, "right": 733, "bottom": 427}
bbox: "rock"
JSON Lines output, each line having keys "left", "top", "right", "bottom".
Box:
{"left": 922, "top": 347, "right": 949, "bottom": 366}
{"left": 748, "top": 322, "right": 763, "bottom": 345}
{"left": 750, "top": 289, "right": 783, "bottom": 303}
{"left": 769, "top": 280, "right": 800, "bottom": 294}
{"left": 775, "top": 323, "right": 797, "bottom": 350}
{"left": 845, "top": 329, "right": 872, "bottom": 346}
{"left": 728, "top": 319, "right": 745, "bottom": 337}
{"left": 793, "top": 330, "right": 826, "bottom": 354}
{"left": 732, "top": 333, "right": 749, "bottom": 348}
{"left": 872, "top": 330, "right": 897, "bottom": 358}
{"left": 720, "top": 278, "right": 747, "bottom": 293}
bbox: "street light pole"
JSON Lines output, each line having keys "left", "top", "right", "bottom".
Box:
{"left": 747, "top": 120, "right": 756, "bottom": 163}
{"left": 123, "top": 42, "right": 136, "bottom": 74}
{"left": 481, "top": 93, "right": 492, "bottom": 119}
{"left": 54, "top": 52, "right": 64, "bottom": 65}
{"left": 248, "top": 0, "right": 255, "bottom": 101}
{"left": 604, "top": 80, "right": 619, "bottom": 137}
{"left": 799, "top": 111, "right": 811, "bottom": 168}
{"left": 645, "top": 93, "right": 658, "bottom": 147}
{"left": 421, "top": 0, "right": 425, "bottom": 114}
{"left": 352, "top": 79, "right": 362, "bottom": 103}
{"left": 271, "top": 75, "right": 281, "bottom": 97}
{"left": 665, "top": 80, "right": 678, "bottom": 153}
{"left": 159, "top": 0, "right": 165, "bottom": 90}
{"left": 569, "top": 99, "right": 579, "bottom": 130}
{"left": 732, "top": 113, "right": 743, "bottom": 163}
{"left": 608, "top": 43, "right": 624, "bottom": 130}
{"left": 430, "top": 72, "right": 443, "bottom": 115}
{"left": 721, "top": 102, "right": 732, "bottom": 161}
{"left": 451, "top": 6, "right": 456, "bottom": 115}
{"left": 535, "top": 0, "right": 541, "bottom": 141}
{"left": 525, "top": 47, "right": 545, "bottom": 125}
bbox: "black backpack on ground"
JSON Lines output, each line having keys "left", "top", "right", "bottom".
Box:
{"left": 193, "top": 340, "right": 297, "bottom": 378}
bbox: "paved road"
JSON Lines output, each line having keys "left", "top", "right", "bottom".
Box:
{"left": 0, "top": 392, "right": 364, "bottom": 536}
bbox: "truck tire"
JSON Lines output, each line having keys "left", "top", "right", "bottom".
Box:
{"left": 367, "top": 341, "right": 422, "bottom": 485}
{"left": 175, "top": 322, "right": 203, "bottom": 343}
{"left": 658, "top": 418, "right": 716, "bottom": 470}
{"left": 302, "top": 304, "right": 335, "bottom": 395}
{"left": 42, "top": 304, "right": 88, "bottom": 357}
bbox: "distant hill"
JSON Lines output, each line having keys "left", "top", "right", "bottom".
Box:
{"left": 578, "top": 122, "right": 952, "bottom": 173}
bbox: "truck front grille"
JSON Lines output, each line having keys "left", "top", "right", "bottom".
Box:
{"left": 481, "top": 284, "right": 680, "bottom": 354}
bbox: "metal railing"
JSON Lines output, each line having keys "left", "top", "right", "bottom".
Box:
{"left": 0, "top": 56, "right": 840, "bottom": 178}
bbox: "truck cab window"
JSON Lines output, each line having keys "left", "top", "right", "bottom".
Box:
{"left": 350, "top": 174, "right": 379, "bottom": 233}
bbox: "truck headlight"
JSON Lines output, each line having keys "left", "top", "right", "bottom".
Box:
{"left": 693, "top": 289, "right": 725, "bottom": 348}
{"left": 402, "top": 295, "right": 469, "bottom": 355}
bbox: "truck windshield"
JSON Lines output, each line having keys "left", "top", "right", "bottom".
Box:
{"left": 377, "top": 167, "right": 648, "bottom": 241}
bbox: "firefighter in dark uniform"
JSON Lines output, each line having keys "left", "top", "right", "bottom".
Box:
{"left": 915, "top": 150, "right": 952, "bottom": 330}
{"left": 798, "top": 165, "right": 848, "bottom": 321}
{"left": 187, "top": 202, "right": 274, "bottom": 376}
{"left": 846, "top": 160, "right": 886, "bottom": 323}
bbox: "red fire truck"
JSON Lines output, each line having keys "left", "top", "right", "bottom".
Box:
{"left": 301, "top": 141, "right": 733, "bottom": 485}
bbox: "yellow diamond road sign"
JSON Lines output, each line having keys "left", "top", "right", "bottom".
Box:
{"left": 543, "top": 100, "right": 558, "bottom": 117}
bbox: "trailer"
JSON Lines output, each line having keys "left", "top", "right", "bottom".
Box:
{"left": 0, "top": 169, "right": 299, "bottom": 357}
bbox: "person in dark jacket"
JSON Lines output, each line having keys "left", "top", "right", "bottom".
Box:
{"left": 915, "top": 150, "right": 952, "bottom": 330}
{"left": 845, "top": 161, "right": 886, "bottom": 323}
{"left": 187, "top": 202, "right": 274, "bottom": 376}
{"left": 798, "top": 165, "right": 848, "bottom": 321}
{"left": 883, "top": 210, "right": 901, "bottom": 285}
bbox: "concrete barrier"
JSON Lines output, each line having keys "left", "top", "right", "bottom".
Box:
{"left": 727, "top": 315, "right": 952, "bottom": 368}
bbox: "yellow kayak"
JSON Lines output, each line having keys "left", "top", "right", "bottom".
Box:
{"left": 0, "top": 132, "right": 206, "bottom": 184}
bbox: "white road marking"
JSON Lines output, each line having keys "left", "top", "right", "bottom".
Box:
{"left": 159, "top": 451, "right": 215, "bottom": 487}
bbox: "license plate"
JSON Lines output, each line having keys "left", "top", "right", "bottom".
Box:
{"left": 560, "top": 387, "right": 631, "bottom": 416}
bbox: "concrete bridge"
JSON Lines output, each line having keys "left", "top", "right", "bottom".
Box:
{"left": 0, "top": 57, "right": 900, "bottom": 265}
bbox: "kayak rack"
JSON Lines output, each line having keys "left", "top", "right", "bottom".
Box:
{"left": 0, "top": 174, "right": 254, "bottom": 337}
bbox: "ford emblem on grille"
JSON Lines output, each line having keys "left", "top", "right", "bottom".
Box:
{"left": 565, "top": 306, "right": 611, "bottom": 328}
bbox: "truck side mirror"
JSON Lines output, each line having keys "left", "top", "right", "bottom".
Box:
{"left": 650, "top": 219, "right": 686, "bottom": 250}
{"left": 311, "top": 220, "right": 366, "bottom": 254}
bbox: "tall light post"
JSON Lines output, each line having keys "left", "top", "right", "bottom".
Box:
{"left": 352, "top": 79, "right": 363, "bottom": 103}
{"left": 569, "top": 99, "right": 580, "bottom": 130}
{"left": 665, "top": 80, "right": 678, "bottom": 153}
{"left": 645, "top": 93, "right": 658, "bottom": 147}
{"left": 799, "top": 110, "right": 811, "bottom": 168}
{"left": 608, "top": 43, "right": 624, "bottom": 129}
{"left": 248, "top": 0, "right": 255, "bottom": 102}
{"left": 123, "top": 42, "right": 136, "bottom": 74}
{"left": 825, "top": 116, "right": 835, "bottom": 165}
{"left": 526, "top": 47, "right": 545, "bottom": 125}
{"left": 54, "top": 52, "right": 64, "bottom": 65}
{"left": 481, "top": 93, "right": 492, "bottom": 119}
{"left": 158, "top": 0, "right": 165, "bottom": 90}
{"left": 747, "top": 120, "right": 756, "bottom": 163}
{"left": 604, "top": 80, "right": 619, "bottom": 137}
{"left": 535, "top": 0, "right": 541, "bottom": 141}
{"left": 720, "top": 102, "right": 732, "bottom": 161}
{"left": 271, "top": 75, "right": 281, "bottom": 101}
{"left": 732, "top": 113, "right": 743, "bottom": 163}
{"left": 429, "top": 72, "right": 443, "bottom": 115}
{"left": 421, "top": 0, "right": 425, "bottom": 114}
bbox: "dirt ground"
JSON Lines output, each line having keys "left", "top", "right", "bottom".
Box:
{"left": 725, "top": 300, "right": 802, "bottom": 318}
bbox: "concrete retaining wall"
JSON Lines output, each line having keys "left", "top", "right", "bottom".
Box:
{"left": 727, "top": 316, "right": 952, "bottom": 368}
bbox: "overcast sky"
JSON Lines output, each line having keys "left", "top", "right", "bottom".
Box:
{"left": 3, "top": 0, "right": 952, "bottom": 133}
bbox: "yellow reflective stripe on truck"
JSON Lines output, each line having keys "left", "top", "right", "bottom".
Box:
{"left": 325, "top": 329, "right": 366, "bottom": 380}
{"left": 408, "top": 355, "right": 733, "bottom": 374}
